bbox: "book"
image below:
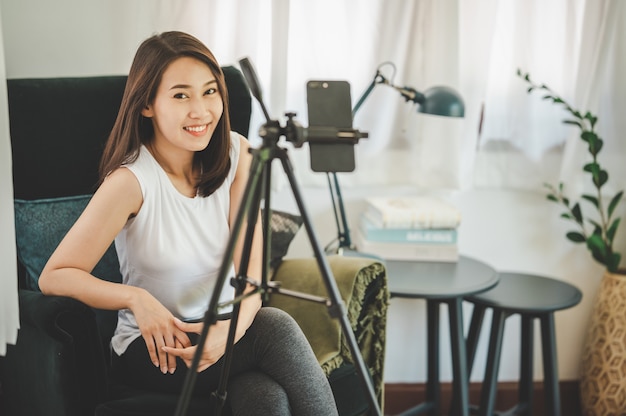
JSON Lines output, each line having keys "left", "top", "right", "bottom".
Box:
{"left": 353, "top": 229, "right": 459, "bottom": 262}
{"left": 359, "top": 214, "right": 457, "bottom": 244}
{"left": 365, "top": 196, "right": 461, "bottom": 229}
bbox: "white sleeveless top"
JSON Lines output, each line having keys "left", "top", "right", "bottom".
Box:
{"left": 111, "top": 132, "right": 241, "bottom": 355}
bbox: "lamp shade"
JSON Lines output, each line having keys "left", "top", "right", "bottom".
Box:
{"left": 419, "top": 86, "right": 465, "bottom": 117}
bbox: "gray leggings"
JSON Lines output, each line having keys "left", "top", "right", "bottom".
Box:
{"left": 111, "top": 307, "right": 339, "bottom": 416}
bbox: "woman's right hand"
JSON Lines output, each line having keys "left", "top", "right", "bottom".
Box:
{"left": 131, "top": 288, "right": 191, "bottom": 374}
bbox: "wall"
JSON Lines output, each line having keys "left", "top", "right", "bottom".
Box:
{"left": 1, "top": 0, "right": 608, "bottom": 384}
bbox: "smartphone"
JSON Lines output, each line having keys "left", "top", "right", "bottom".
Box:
{"left": 306, "top": 80, "right": 356, "bottom": 172}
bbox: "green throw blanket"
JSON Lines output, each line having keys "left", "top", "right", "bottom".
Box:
{"left": 267, "top": 256, "right": 389, "bottom": 403}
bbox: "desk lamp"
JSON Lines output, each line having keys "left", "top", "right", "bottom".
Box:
{"left": 326, "top": 62, "right": 465, "bottom": 255}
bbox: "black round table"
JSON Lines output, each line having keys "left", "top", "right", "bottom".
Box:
{"left": 385, "top": 256, "right": 498, "bottom": 416}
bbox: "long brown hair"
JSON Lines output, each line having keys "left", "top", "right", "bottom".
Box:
{"left": 99, "top": 31, "right": 232, "bottom": 197}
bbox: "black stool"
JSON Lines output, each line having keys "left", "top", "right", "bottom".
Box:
{"left": 465, "top": 272, "right": 582, "bottom": 416}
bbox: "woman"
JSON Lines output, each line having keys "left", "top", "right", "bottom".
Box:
{"left": 39, "top": 31, "right": 338, "bottom": 416}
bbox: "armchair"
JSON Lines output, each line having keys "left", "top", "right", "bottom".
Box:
{"left": 0, "top": 66, "right": 389, "bottom": 416}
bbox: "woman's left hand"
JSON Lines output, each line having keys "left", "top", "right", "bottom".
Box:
{"left": 161, "top": 318, "right": 233, "bottom": 372}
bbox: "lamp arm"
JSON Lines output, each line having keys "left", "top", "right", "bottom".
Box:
{"left": 352, "top": 71, "right": 387, "bottom": 115}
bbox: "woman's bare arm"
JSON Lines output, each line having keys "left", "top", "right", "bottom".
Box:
{"left": 39, "top": 167, "right": 190, "bottom": 374}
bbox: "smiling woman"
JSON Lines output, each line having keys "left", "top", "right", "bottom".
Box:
{"left": 35, "top": 31, "right": 339, "bottom": 416}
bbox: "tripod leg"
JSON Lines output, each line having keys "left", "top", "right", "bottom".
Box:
{"left": 277, "top": 149, "right": 382, "bottom": 416}
{"left": 260, "top": 156, "right": 274, "bottom": 303}
{"left": 212, "top": 153, "right": 268, "bottom": 414}
{"left": 175, "top": 145, "right": 270, "bottom": 416}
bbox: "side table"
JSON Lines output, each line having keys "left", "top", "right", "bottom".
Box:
{"left": 464, "top": 272, "right": 582, "bottom": 415}
{"left": 385, "top": 256, "right": 498, "bottom": 416}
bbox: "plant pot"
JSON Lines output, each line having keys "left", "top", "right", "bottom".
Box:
{"left": 580, "top": 270, "right": 626, "bottom": 415}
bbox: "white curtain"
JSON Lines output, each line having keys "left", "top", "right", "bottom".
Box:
{"left": 156, "top": 0, "right": 626, "bottom": 194}
{"left": 474, "top": 0, "right": 626, "bottom": 193}
{"left": 478, "top": 0, "right": 583, "bottom": 159}
{"left": 559, "top": 0, "right": 626, "bottom": 198}
{"left": 0, "top": 3, "right": 20, "bottom": 356}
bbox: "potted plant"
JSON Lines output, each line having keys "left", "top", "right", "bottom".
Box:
{"left": 518, "top": 69, "right": 623, "bottom": 272}
{"left": 518, "top": 69, "right": 625, "bottom": 415}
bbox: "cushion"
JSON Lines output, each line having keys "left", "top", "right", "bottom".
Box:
{"left": 264, "top": 209, "right": 303, "bottom": 270}
{"left": 14, "top": 195, "right": 122, "bottom": 290}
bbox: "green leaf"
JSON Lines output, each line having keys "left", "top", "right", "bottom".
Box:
{"left": 593, "top": 170, "right": 608, "bottom": 188}
{"left": 547, "top": 194, "right": 558, "bottom": 203}
{"left": 591, "top": 138, "right": 603, "bottom": 156}
{"left": 608, "top": 191, "right": 624, "bottom": 218}
{"left": 569, "top": 110, "right": 583, "bottom": 120}
{"left": 607, "top": 217, "right": 621, "bottom": 243}
{"left": 582, "top": 130, "right": 599, "bottom": 141}
{"left": 561, "top": 213, "right": 573, "bottom": 220}
{"left": 584, "top": 132, "right": 602, "bottom": 156}
{"left": 544, "top": 182, "right": 556, "bottom": 192}
{"left": 527, "top": 87, "right": 534, "bottom": 93}
{"left": 590, "top": 248, "right": 606, "bottom": 265}
{"left": 583, "top": 163, "right": 599, "bottom": 174}
{"left": 587, "top": 234, "right": 608, "bottom": 257}
{"left": 581, "top": 194, "right": 599, "bottom": 208}
{"left": 563, "top": 120, "right": 582, "bottom": 128}
{"left": 567, "top": 232, "right": 586, "bottom": 243}
{"left": 571, "top": 203, "right": 583, "bottom": 223}
{"left": 583, "top": 112, "right": 598, "bottom": 128}
{"left": 607, "top": 253, "right": 622, "bottom": 273}
{"left": 590, "top": 222, "right": 603, "bottom": 234}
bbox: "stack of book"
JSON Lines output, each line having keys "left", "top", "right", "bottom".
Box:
{"left": 353, "top": 196, "right": 461, "bottom": 262}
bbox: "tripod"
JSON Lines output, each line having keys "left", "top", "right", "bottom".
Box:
{"left": 174, "top": 58, "right": 381, "bottom": 416}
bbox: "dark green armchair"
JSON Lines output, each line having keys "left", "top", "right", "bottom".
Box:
{"left": 0, "top": 67, "right": 389, "bottom": 416}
